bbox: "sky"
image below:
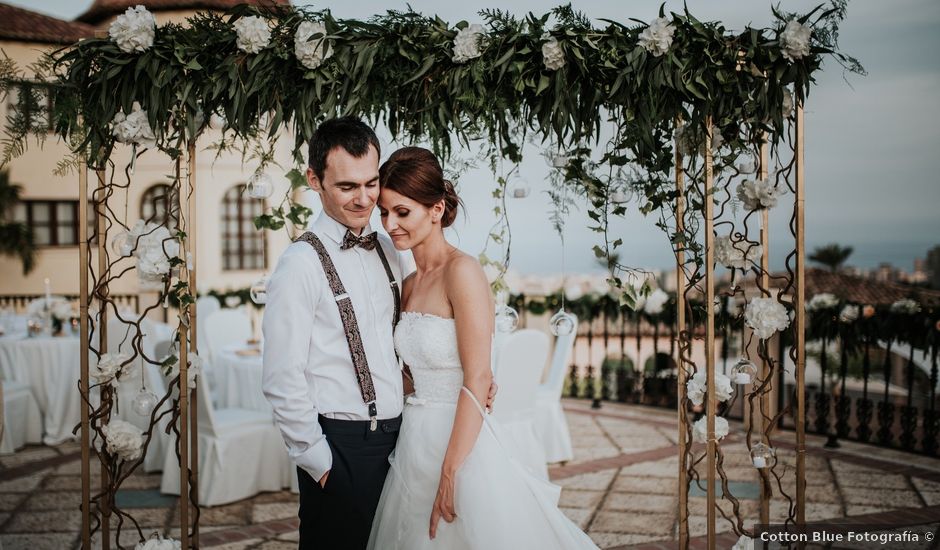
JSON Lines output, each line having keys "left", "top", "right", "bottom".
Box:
{"left": 10, "top": 0, "right": 940, "bottom": 275}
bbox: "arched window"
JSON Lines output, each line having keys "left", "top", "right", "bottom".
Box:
{"left": 221, "top": 184, "right": 266, "bottom": 270}
{"left": 140, "top": 183, "right": 177, "bottom": 231}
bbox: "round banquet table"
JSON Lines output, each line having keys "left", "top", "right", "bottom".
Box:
{"left": 211, "top": 344, "right": 270, "bottom": 413}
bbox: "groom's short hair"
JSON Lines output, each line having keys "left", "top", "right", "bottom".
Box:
{"left": 308, "top": 116, "right": 381, "bottom": 180}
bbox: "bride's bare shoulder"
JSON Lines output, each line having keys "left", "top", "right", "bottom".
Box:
{"left": 443, "top": 251, "right": 488, "bottom": 293}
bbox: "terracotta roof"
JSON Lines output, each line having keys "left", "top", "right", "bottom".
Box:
{"left": 801, "top": 268, "right": 940, "bottom": 306}
{"left": 77, "top": 0, "right": 291, "bottom": 25}
{"left": 0, "top": 3, "right": 95, "bottom": 44}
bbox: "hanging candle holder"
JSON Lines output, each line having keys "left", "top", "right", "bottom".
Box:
{"left": 509, "top": 176, "right": 531, "bottom": 199}
{"left": 549, "top": 308, "right": 577, "bottom": 336}
{"left": 495, "top": 304, "right": 519, "bottom": 333}
{"left": 750, "top": 441, "right": 775, "bottom": 468}
{"left": 250, "top": 274, "right": 269, "bottom": 305}
{"left": 110, "top": 230, "right": 134, "bottom": 257}
{"left": 731, "top": 358, "right": 758, "bottom": 385}
{"left": 610, "top": 187, "right": 633, "bottom": 204}
{"left": 132, "top": 387, "right": 159, "bottom": 417}
{"left": 247, "top": 170, "right": 275, "bottom": 200}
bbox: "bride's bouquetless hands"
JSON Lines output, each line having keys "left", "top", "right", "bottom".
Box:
{"left": 429, "top": 470, "right": 457, "bottom": 539}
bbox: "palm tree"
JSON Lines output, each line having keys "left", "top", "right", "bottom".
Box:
{"left": 809, "top": 243, "right": 853, "bottom": 273}
{"left": 0, "top": 171, "right": 35, "bottom": 274}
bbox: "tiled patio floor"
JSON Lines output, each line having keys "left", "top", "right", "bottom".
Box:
{"left": 2, "top": 400, "right": 940, "bottom": 549}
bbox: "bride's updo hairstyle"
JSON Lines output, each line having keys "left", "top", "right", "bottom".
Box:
{"left": 379, "top": 146, "right": 462, "bottom": 228}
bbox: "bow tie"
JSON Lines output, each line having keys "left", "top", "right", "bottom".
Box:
{"left": 341, "top": 230, "right": 378, "bottom": 251}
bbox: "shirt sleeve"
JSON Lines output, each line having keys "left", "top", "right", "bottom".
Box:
{"left": 262, "top": 247, "right": 332, "bottom": 481}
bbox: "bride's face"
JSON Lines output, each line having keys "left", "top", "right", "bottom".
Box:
{"left": 378, "top": 188, "right": 442, "bottom": 250}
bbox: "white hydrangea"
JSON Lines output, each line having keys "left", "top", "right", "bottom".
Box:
{"left": 806, "top": 292, "right": 839, "bottom": 311}
{"left": 112, "top": 102, "right": 156, "bottom": 148}
{"left": 295, "top": 21, "right": 333, "bottom": 70}
{"left": 745, "top": 297, "right": 791, "bottom": 340}
{"left": 233, "top": 15, "right": 271, "bottom": 54}
{"left": 128, "top": 220, "right": 180, "bottom": 285}
{"left": 686, "top": 371, "right": 733, "bottom": 407}
{"left": 715, "top": 235, "right": 762, "bottom": 271}
{"left": 839, "top": 304, "right": 860, "bottom": 323}
{"left": 102, "top": 419, "right": 144, "bottom": 462}
{"left": 109, "top": 5, "right": 156, "bottom": 54}
{"left": 780, "top": 19, "right": 812, "bottom": 62}
{"left": 736, "top": 177, "right": 781, "bottom": 210}
{"left": 167, "top": 352, "right": 204, "bottom": 388}
{"left": 643, "top": 288, "right": 669, "bottom": 316}
{"left": 92, "top": 352, "right": 136, "bottom": 387}
{"left": 675, "top": 123, "right": 723, "bottom": 157}
{"left": 782, "top": 88, "right": 794, "bottom": 118}
{"left": 890, "top": 298, "right": 921, "bottom": 315}
{"left": 541, "top": 33, "right": 565, "bottom": 71}
{"left": 638, "top": 17, "right": 676, "bottom": 57}
{"left": 136, "top": 535, "right": 181, "bottom": 550}
{"left": 732, "top": 534, "right": 755, "bottom": 550}
{"left": 452, "top": 24, "right": 485, "bottom": 63}
{"left": 692, "top": 415, "right": 729, "bottom": 443}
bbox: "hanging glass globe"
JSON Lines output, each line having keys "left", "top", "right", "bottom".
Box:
{"left": 250, "top": 275, "right": 269, "bottom": 305}
{"left": 550, "top": 153, "right": 569, "bottom": 168}
{"left": 247, "top": 171, "right": 275, "bottom": 199}
{"left": 736, "top": 157, "right": 757, "bottom": 174}
{"left": 495, "top": 304, "right": 519, "bottom": 333}
{"left": 132, "top": 388, "right": 159, "bottom": 417}
{"left": 549, "top": 309, "right": 577, "bottom": 336}
{"left": 509, "top": 178, "right": 531, "bottom": 199}
{"left": 208, "top": 112, "right": 226, "bottom": 131}
{"left": 110, "top": 230, "right": 134, "bottom": 257}
{"left": 610, "top": 188, "right": 633, "bottom": 204}
{"left": 750, "top": 442, "right": 775, "bottom": 468}
{"left": 731, "top": 358, "right": 758, "bottom": 385}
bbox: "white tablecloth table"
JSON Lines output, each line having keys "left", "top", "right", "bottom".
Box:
{"left": 0, "top": 332, "right": 83, "bottom": 445}
{"left": 211, "top": 345, "right": 270, "bottom": 413}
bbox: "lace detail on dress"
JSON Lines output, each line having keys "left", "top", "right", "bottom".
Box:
{"left": 395, "top": 312, "right": 463, "bottom": 404}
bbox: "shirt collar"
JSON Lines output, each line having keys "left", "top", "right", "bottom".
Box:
{"left": 312, "top": 211, "right": 374, "bottom": 245}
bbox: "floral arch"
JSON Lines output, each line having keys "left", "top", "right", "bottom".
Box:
{"left": 0, "top": 2, "right": 863, "bottom": 549}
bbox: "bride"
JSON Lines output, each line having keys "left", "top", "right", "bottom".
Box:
{"left": 367, "top": 146, "right": 598, "bottom": 549}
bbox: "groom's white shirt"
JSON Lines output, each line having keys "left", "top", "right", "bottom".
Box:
{"left": 262, "top": 211, "right": 405, "bottom": 481}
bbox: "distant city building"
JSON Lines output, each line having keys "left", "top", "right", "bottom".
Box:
{"left": 928, "top": 245, "right": 940, "bottom": 289}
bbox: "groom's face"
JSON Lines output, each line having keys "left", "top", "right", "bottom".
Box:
{"left": 307, "top": 145, "right": 380, "bottom": 232}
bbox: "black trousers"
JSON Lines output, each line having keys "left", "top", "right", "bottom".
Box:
{"left": 297, "top": 414, "right": 401, "bottom": 550}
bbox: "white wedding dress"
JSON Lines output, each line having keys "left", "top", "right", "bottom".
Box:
{"left": 367, "top": 312, "right": 599, "bottom": 550}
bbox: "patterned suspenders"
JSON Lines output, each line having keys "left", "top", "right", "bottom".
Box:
{"left": 296, "top": 231, "right": 401, "bottom": 430}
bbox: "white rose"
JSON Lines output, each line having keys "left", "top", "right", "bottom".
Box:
{"left": 112, "top": 102, "right": 156, "bottom": 148}
{"left": 715, "top": 235, "right": 761, "bottom": 271}
{"left": 839, "top": 304, "right": 860, "bottom": 323}
{"left": 167, "top": 353, "right": 204, "bottom": 388}
{"left": 643, "top": 288, "right": 669, "bottom": 316}
{"left": 692, "top": 415, "right": 729, "bottom": 443}
{"left": 745, "top": 297, "right": 791, "bottom": 340}
{"left": 890, "top": 298, "right": 921, "bottom": 315}
{"left": 541, "top": 34, "right": 565, "bottom": 71}
{"left": 452, "top": 24, "right": 485, "bottom": 64}
{"left": 638, "top": 17, "right": 676, "bottom": 57}
{"left": 780, "top": 19, "right": 811, "bottom": 62}
{"left": 806, "top": 292, "right": 839, "bottom": 311}
{"left": 109, "top": 5, "right": 156, "bottom": 54}
{"left": 102, "top": 419, "right": 144, "bottom": 462}
{"left": 233, "top": 15, "right": 271, "bottom": 54}
{"left": 686, "top": 371, "right": 733, "bottom": 407}
{"left": 92, "top": 352, "right": 135, "bottom": 387}
{"left": 136, "top": 535, "right": 181, "bottom": 550}
{"left": 295, "top": 21, "right": 333, "bottom": 70}
{"left": 736, "top": 178, "right": 780, "bottom": 210}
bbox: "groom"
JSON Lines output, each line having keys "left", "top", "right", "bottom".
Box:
{"left": 263, "top": 117, "right": 493, "bottom": 549}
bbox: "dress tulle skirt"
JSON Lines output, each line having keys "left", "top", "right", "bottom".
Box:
{"left": 367, "top": 400, "right": 599, "bottom": 550}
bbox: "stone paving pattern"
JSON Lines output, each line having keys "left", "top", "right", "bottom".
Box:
{"left": 2, "top": 400, "right": 940, "bottom": 549}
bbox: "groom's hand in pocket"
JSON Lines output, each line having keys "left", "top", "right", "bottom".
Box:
{"left": 318, "top": 470, "right": 330, "bottom": 489}
{"left": 485, "top": 381, "right": 498, "bottom": 413}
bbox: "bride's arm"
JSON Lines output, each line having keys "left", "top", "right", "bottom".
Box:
{"left": 429, "top": 255, "right": 494, "bottom": 539}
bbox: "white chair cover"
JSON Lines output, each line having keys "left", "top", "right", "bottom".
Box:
{"left": 492, "top": 329, "right": 551, "bottom": 479}
{"left": 1, "top": 380, "right": 43, "bottom": 454}
{"left": 195, "top": 296, "right": 221, "bottom": 357}
{"left": 535, "top": 318, "right": 578, "bottom": 463}
{"left": 160, "top": 372, "right": 292, "bottom": 506}
{"left": 201, "top": 309, "right": 252, "bottom": 401}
